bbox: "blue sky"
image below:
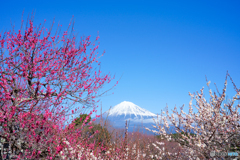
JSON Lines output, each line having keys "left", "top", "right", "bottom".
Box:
{"left": 1, "top": 0, "right": 240, "bottom": 116}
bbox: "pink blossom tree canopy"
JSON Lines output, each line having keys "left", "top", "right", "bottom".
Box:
{"left": 0, "top": 18, "right": 113, "bottom": 159}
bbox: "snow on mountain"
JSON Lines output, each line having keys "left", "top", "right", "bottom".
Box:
{"left": 100, "top": 101, "right": 159, "bottom": 134}
{"left": 106, "top": 101, "right": 157, "bottom": 118}
{"left": 100, "top": 101, "right": 177, "bottom": 134}
{"left": 102, "top": 101, "right": 158, "bottom": 125}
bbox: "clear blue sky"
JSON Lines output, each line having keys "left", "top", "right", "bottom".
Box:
{"left": 1, "top": 0, "right": 240, "bottom": 116}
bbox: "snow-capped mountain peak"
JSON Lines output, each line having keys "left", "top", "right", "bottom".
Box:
{"left": 106, "top": 101, "right": 157, "bottom": 118}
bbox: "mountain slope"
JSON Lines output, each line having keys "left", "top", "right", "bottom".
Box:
{"left": 99, "top": 101, "right": 182, "bottom": 134}
{"left": 101, "top": 101, "right": 159, "bottom": 134}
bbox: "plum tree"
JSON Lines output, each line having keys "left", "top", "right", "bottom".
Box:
{"left": 0, "top": 16, "right": 114, "bottom": 159}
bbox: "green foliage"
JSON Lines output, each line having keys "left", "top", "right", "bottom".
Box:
{"left": 155, "top": 132, "right": 197, "bottom": 145}
{"left": 229, "top": 134, "right": 240, "bottom": 152}
{"left": 72, "top": 114, "right": 111, "bottom": 148}
{"left": 171, "top": 132, "right": 196, "bottom": 139}
{"left": 82, "top": 123, "right": 111, "bottom": 149}
{"left": 73, "top": 114, "right": 91, "bottom": 127}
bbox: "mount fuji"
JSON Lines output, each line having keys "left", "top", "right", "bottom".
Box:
{"left": 101, "top": 101, "right": 159, "bottom": 133}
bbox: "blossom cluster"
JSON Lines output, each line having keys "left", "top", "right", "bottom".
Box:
{"left": 148, "top": 73, "right": 240, "bottom": 159}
